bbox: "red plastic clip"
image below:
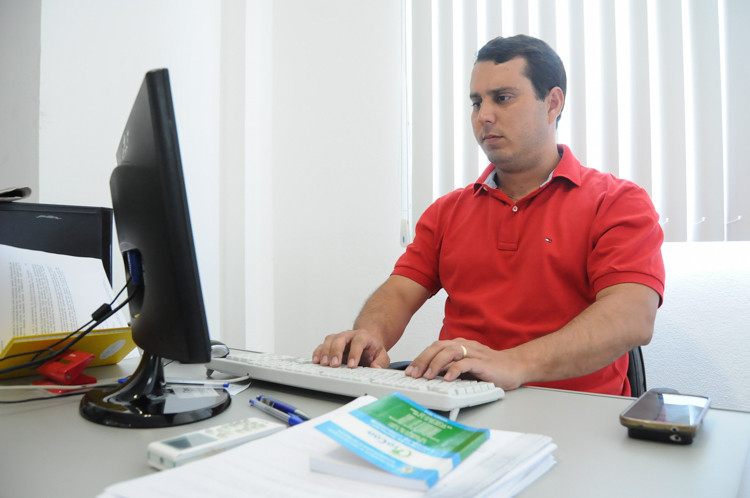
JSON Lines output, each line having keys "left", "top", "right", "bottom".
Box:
{"left": 33, "top": 351, "right": 96, "bottom": 393}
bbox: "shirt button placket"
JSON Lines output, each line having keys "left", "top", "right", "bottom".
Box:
{"left": 497, "top": 203, "right": 521, "bottom": 251}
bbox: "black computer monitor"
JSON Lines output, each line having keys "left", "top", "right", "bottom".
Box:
{"left": 79, "top": 69, "right": 230, "bottom": 428}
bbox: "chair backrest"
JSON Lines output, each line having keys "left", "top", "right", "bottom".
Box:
{"left": 627, "top": 346, "right": 647, "bottom": 397}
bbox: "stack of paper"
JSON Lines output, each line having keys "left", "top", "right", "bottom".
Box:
{"left": 100, "top": 395, "right": 556, "bottom": 497}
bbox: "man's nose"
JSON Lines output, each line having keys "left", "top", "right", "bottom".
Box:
{"left": 477, "top": 102, "right": 496, "bottom": 124}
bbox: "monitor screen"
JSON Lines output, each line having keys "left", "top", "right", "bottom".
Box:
{"left": 79, "top": 69, "right": 230, "bottom": 428}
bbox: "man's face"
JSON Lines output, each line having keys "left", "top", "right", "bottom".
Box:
{"left": 470, "top": 57, "right": 558, "bottom": 171}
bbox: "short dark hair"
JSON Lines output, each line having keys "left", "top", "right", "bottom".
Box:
{"left": 476, "top": 35, "right": 566, "bottom": 124}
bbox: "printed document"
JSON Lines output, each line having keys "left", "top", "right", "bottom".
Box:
{"left": 0, "top": 244, "right": 128, "bottom": 350}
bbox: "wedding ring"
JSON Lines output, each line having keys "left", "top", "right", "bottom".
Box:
{"left": 460, "top": 345, "right": 468, "bottom": 359}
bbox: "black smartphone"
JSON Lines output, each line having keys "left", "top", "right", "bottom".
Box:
{"left": 619, "top": 388, "right": 711, "bottom": 444}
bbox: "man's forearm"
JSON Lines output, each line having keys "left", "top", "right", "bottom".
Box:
{"left": 509, "top": 283, "right": 659, "bottom": 385}
{"left": 353, "top": 275, "right": 431, "bottom": 350}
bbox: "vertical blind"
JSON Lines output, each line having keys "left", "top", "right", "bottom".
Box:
{"left": 404, "top": 0, "right": 749, "bottom": 242}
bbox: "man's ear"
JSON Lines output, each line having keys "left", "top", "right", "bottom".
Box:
{"left": 547, "top": 87, "right": 564, "bottom": 124}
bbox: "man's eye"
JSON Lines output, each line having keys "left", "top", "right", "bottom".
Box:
{"left": 471, "top": 101, "right": 481, "bottom": 110}
{"left": 495, "top": 95, "right": 511, "bottom": 103}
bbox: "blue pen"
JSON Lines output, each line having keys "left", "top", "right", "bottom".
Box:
{"left": 249, "top": 398, "right": 304, "bottom": 426}
{"left": 257, "top": 395, "right": 311, "bottom": 421}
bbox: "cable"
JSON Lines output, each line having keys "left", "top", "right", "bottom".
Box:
{"left": 1, "top": 271, "right": 248, "bottom": 401}
{"left": 0, "top": 374, "right": 253, "bottom": 390}
{"left": 0, "top": 318, "right": 94, "bottom": 363}
{"left": 0, "top": 280, "right": 139, "bottom": 376}
{"left": 1, "top": 278, "right": 132, "bottom": 364}
{"left": 0, "top": 378, "right": 122, "bottom": 391}
{"left": 0, "top": 390, "right": 88, "bottom": 404}
{"left": 0, "top": 378, "right": 122, "bottom": 404}
{"left": 165, "top": 374, "right": 252, "bottom": 386}
{"left": 34, "top": 278, "right": 133, "bottom": 361}
{"left": 0, "top": 373, "right": 252, "bottom": 404}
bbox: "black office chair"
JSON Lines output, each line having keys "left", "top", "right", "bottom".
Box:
{"left": 627, "top": 346, "right": 647, "bottom": 398}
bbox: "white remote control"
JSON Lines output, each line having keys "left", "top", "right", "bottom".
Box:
{"left": 147, "top": 417, "right": 286, "bottom": 470}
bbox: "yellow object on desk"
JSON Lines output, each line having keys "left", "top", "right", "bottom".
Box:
{"left": 0, "top": 326, "right": 136, "bottom": 379}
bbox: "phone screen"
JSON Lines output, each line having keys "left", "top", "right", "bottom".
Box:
{"left": 623, "top": 391, "right": 709, "bottom": 425}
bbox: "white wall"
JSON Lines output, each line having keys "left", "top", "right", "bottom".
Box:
{"left": 26, "top": 0, "right": 405, "bottom": 357}
{"left": 35, "top": 0, "right": 223, "bottom": 336}
{"left": 0, "top": 0, "right": 41, "bottom": 201}
{"left": 6, "top": 0, "right": 749, "bottom": 412}
{"left": 267, "top": 0, "right": 405, "bottom": 356}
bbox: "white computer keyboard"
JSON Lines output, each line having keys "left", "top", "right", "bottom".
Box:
{"left": 206, "top": 351, "right": 504, "bottom": 418}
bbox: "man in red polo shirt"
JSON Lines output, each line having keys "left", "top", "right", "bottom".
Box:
{"left": 312, "top": 35, "right": 664, "bottom": 396}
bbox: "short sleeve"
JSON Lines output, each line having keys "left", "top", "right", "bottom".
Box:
{"left": 392, "top": 198, "right": 447, "bottom": 296}
{"left": 588, "top": 181, "right": 665, "bottom": 303}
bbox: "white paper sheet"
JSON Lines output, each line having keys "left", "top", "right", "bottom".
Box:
{"left": 0, "top": 244, "right": 128, "bottom": 349}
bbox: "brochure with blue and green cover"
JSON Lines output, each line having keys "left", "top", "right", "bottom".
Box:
{"left": 314, "top": 392, "right": 489, "bottom": 489}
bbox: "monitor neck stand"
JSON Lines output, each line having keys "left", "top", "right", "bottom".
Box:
{"left": 79, "top": 351, "right": 230, "bottom": 428}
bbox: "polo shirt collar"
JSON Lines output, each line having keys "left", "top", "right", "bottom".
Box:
{"left": 474, "top": 144, "right": 582, "bottom": 193}
{"left": 551, "top": 144, "right": 582, "bottom": 186}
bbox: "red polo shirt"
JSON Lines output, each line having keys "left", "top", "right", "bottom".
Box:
{"left": 392, "top": 145, "right": 665, "bottom": 395}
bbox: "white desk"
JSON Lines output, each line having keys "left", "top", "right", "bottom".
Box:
{"left": 1, "top": 358, "right": 748, "bottom": 497}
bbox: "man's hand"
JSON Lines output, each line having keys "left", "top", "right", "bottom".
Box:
{"left": 312, "top": 329, "right": 391, "bottom": 369}
{"left": 405, "top": 339, "right": 527, "bottom": 390}
{"left": 312, "top": 275, "right": 431, "bottom": 370}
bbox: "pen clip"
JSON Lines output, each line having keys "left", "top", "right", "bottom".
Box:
{"left": 258, "top": 395, "right": 292, "bottom": 413}
{"left": 250, "top": 398, "right": 302, "bottom": 426}
{"left": 257, "top": 395, "right": 310, "bottom": 421}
